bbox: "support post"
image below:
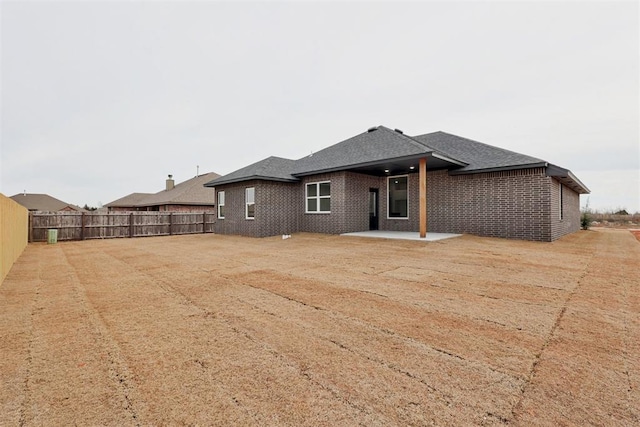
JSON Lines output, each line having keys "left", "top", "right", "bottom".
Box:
{"left": 202, "top": 212, "right": 206, "bottom": 233}
{"left": 419, "top": 157, "right": 427, "bottom": 238}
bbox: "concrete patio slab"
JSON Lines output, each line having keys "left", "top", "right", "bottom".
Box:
{"left": 340, "top": 230, "right": 462, "bottom": 241}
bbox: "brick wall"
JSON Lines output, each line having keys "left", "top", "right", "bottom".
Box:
{"left": 213, "top": 180, "right": 300, "bottom": 237}
{"left": 378, "top": 173, "right": 421, "bottom": 232}
{"left": 300, "top": 172, "right": 348, "bottom": 234}
{"left": 212, "top": 167, "right": 576, "bottom": 241}
{"left": 163, "top": 205, "right": 215, "bottom": 213}
{"left": 343, "top": 172, "right": 382, "bottom": 233}
{"left": 428, "top": 167, "right": 553, "bottom": 241}
{"left": 550, "top": 179, "right": 581, "bottom": 240}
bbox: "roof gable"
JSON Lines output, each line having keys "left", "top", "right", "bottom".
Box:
{"left": 138, "top": 172, "right": 219, "bottom": 206}
{"left": 205, "top": 156, "right": 298, "bottom": 186}
{"left": 412, "top": 131, "right": 546, "bottom": 172}
{"left": 104, "top": 192, "right": 154, "bottom": 208}
{"left": 291, "top": 126, "right": 442, "bottom": 176}
{"left": 10, "top": 193, "right": 87, "bottom": 212}
{"left": 105, "top": 172, "right": 220, "bottom": 208}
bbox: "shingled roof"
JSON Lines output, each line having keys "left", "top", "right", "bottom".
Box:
{"left": 138, "top": 172, "right": 219, "bottom": 207}
{"left": 205, "top": 157, "right": 298, "bottom": 187}
{"left": 205, "top": 126, "right": 589, "bottom": 194}
{"left": 10, "top": 193, "right": 87, "bottom": 212}
{"left": 104, "top": 192, "right": 154, "bottom": 208}
{"left": 106, "top": 172, "right": 220, "bottom": 208}
{"left": 291, "top": 126, "right": 465, "bottom": 176}
{"left": 412, "top": 131, "right": 546, "bottom": 173}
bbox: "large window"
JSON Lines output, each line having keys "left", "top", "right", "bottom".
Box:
{"left": 388, "top": 176, "right": 408, "bottom": 218}
{"left": 245, "top": 187, "right": 255, "bottom": 219}
{"left": 217, "top": 191, "right": 225, "bottom": 219}
{"left": 306, "top": 181, "right": 330, "bottom": 213}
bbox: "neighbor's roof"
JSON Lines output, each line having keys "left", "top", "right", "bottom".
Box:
{"left": 207, "top": 125, "right": 589, "bottom": 193}
{"left": 10, "top": 193, "right": 87, "bottom": 212}
{"left": 138, "top": 172, "right": 220, "bottom": 207}
{"left": 106, "top": 172, "right": 220, "bottom": 208}
{"left": 204, "top": 157, "right": 298, "bottom": 187}
{"left": 104, "top": 192, "right": 154, "bottom": 208}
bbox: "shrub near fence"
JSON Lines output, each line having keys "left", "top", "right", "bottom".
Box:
{"left": 29, "top": 211, "right": 216, "bottom": 242}
{"left": 1, "top": 193, "right": 28, "bottom": 284}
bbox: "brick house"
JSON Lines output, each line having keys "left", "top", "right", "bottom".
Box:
{"left": 204, "top": 126, "right": 589, "bottom": 241}
{"left": 106, "top": 172, "right": 219, "bottom": 212}
{"left": 9, "top": 193, "right": 88, "bottom": 212}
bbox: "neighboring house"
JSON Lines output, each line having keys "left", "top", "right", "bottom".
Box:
{"left": 10, "top": 193, "right": 88, "bottom": 212}
{"left": 204, "top": 126, "right": 589, "bottom": 242}
{"left": 105, "top": 172, "right": 220, "bottom": 212}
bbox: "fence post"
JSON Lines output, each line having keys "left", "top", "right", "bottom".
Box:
{"left": 203, "top": 212, "right": 206, "bottom": 233}
{"left": 80, "top": 212, "right": 85, "bottom": 240}
{"left": 28, "top": 212, "right": 33, "bottom": 243}
{"left": 129, "top": 212, "right": 134, "bottom": 238}
{"left": 169, "top": 212, "right": 173, "bottom": 235}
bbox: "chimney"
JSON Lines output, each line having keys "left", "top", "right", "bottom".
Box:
{"left": 166, "top": 174, "right": 175, "bottom": 191}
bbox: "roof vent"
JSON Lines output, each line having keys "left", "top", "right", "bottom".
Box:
{"left": 367, "top": 126, "right": 378, "bottom": 132}
{"left": 394, "top": 128, "right": 403, "bottom": 134}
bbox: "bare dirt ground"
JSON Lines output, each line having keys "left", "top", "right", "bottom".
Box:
{"left": 1, "top": 228, "right": 638, "bottom": 426}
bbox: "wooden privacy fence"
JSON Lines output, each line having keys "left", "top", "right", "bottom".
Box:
{"left": 29, "top": 212, "right": 216, "bottom": 242}
{"left": 1, "top": 194, "right": 28, "bottom": 283}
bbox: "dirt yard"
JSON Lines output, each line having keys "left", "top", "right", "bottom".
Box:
{"left": 1, "top": 229, "right": 638, "bottom": 426}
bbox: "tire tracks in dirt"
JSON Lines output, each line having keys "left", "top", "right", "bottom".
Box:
{"left": 91, "top": 247, "right": 378, "bottom": 425}
{"left": 510, "top": 230, "right": 640, "bottom": 424}
{"left": 238, "top": 281, "right": 521, "bottom": 419}
{"left": 17, "top": 262, "right": 42, "bottom": 427}
{"left": 59, "top": 247, "right": 142, "bottom": 426}
{"left": 508, "top": 236, "right": 596, "bottom": 422}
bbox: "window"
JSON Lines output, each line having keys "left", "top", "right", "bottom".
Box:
{"left": 388, "top": 176, "right": 408, "bottom": 218}
{"left": 559, "top": 183, "right": 563, "bottom": 220}
{"left": 306, "top": 181, "right": 330, "bottom": 213}
{"left": 245, "top": 187, "right": 255, "bottom": 219}
{"left": 217, "top": 191, "right": 225, "bottom": 219}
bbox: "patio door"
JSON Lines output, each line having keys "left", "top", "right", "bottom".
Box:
{"left": 369, "top": 189, "right": 379, "bottom": 230}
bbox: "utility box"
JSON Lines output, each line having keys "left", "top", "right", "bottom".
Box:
{"left": 47, "top": 229, "right": 58, "bottom": 244}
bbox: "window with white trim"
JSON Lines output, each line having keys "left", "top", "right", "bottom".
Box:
{"left": 245, "top": 187, "right": 255, "bottom": 219}
{"left": 388, "top": 175, "right": 408, "bottom": 218}
{"left": 306, "top": 181, "right": 330, "bottom": 213}
{"left": 217, "top": 191, "right": 225, "bottom": 219}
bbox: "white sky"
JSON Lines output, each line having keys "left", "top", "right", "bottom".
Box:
{"left": 1, "top": 1, "right": 638, "bottom": 212}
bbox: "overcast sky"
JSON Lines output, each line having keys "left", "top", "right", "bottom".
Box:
{"left": 1, "top": 1, "right": 638, "bottom": 212}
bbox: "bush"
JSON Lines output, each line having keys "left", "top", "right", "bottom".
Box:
{"left": 581, "top": 198, "right": 592, "bottom": 230}
{"left": 581, "top": 211, "right": 592, "bottom": 230}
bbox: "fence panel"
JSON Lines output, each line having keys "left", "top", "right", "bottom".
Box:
{"left": 29, "top": 211, "right": 215, "bottom": 242}
{"left": 1, "top": 194, "right": 28, "bottom": 284}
